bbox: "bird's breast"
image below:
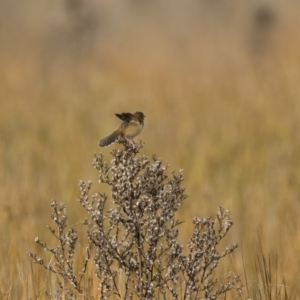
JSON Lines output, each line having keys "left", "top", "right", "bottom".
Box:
{"left": 122, "top": 122, "right": 144, "bottom": 139}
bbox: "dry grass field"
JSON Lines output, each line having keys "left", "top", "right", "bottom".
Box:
{"left": 1, "top": 0, "right": 300, "bottom": 298}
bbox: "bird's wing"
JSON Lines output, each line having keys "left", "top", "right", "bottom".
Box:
{"left": 115, "top": 113, "right": 134, "bottom": 122}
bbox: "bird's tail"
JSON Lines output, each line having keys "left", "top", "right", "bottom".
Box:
{"left": 99, "top": 131, "right": 120, "bottom": 147}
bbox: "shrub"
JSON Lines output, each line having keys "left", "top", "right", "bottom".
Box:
{"left": 29, "top": 139, "right": 241, "bottom": 299}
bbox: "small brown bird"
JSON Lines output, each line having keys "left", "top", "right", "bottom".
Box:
{"left": 99, "top": 111, "right": 145, "bottom": 147}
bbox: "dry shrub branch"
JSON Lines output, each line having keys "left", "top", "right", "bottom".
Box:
{"left": 29, "top": 140, "right": 241, "bottom": 299}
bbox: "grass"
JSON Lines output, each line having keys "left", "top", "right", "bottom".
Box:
{"left": 0, "top": 0, "right": 300, "bottom": 298}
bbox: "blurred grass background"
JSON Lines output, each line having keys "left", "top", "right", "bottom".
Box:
{"left": 1, "top": 0, "right": 300, "bottom": 298}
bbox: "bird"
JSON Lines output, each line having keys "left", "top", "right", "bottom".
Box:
{"left": 99, "top": 111, "right": 145, "bottom": 147}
